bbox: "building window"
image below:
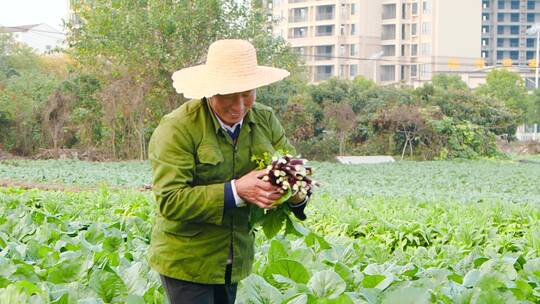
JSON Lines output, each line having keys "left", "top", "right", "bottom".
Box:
{"left": 292, "top": 27, "right": 307, "bottom": 38}
{"left": 316, "top": 5, "right": 335, "bottom": 21}
{"left": 528, "top": 1, "right": 536, "bottom": 9}
{"left": 497, "top": 51, "right": 504, "bottom": 59}
{"left": 402, "top": 24, "right": 406, "bottom": 39}
{"left": 421, "top": 43, "right": 431, "bottom": 55}
{"left": 340, "top": 44, "right": 346, "bottom": 56}
{"left": 340, "top": 24, "right": 345, "bottom": 35}
{"left": 498, "top": 13, "right": 505, "bottom": 22}
{"left": 350, "top": 44, "right": 358, "bottom": 56}
{"left": 411, "top": 44, "right": 418, "bottom": 56}
{"left": 527, "top": 51, "right": 535, "bottom": 59}
{"left": 511, "top": 13, "right": 520, "bottom": 22}
{"left": 482, "top": 51, "right": 488, "bottom": 58}
{"left": 402, "top": 3, "right": 407, "bottom": 18}
{"left": 383, "top": 45, "right": 395, "bottom": 56}
{"left": 528, "top": 38, "right": 536, "bottom": 48}
{"left": 498, "top": 38, "right": 505, "bottom": 47}
{"left": 315, "top": 65, "right": 334, "bottom": 81}
{"left": 340, "top": 3, "right": 347, "bottom": 18}
{"left": 315, "top": 45, "right": 334, "bottom": 60}
{"left": 293, "top": 47, "right": 305, "bottom": 57}
{"left": 291, "top": 7, "right": 308, "bottom": 22}
{"left": 412, "top": 23, "right": 418, "bottom": 35}
{"left": 483, "top": 0, "right": 489, "bottom": 9}
{"left": 483, "top": 13, "right": 489, "bottom": 21}
{"left": 381, "top": 65, "right": 396, "bottom": 81}
{"left": 339, "top": 65, "right": 347, "bottom": 77}
{"left": 382, "top": 24, "right": 396, "bottom": 39}
{"left": 412, "top": 2, "right": 418, "bottom": 15}
{"left": 350, "top": 64, "right": 358, "bottom": 77}
{"left": 316, "top": 25, "right": 334, "bottom": 36}
{"left": 482, "top": 38, "right": 489, "bottom": 46}
{"left": 511, "top": 0, "right": 520, "bottom": 9}
{"left": 351, "top": 3, "right": 357, "bottom": 15}
{"left": 498, "top": 26, "right": 505, "bottom": 34}
{"left": 482, "top": 26, "right": 489, "bottom": 34}
{"left": 401, "top": 44, "right": 406, "bottom": 56}
{"left": 422, "top": 22, "right": 431, "bottom": 34}
{"left": 510, "top": 38, "right": 519, "bottom": 47}
{"left": 510, "top": 51, "right": 519, "bottom": 59}
{"left": 351, "top": 24, "right": 357, "bottom": 35}
{"left": 383, "top": 4, "right": 397, "bottom": 19}
{"left": 511, "top": 26, "right": 520, "bottom": 35}
{"left": 423, "top": 1, "right": 431, "bottom": 14}
{"left": 420, "top": 64, "right": 431, "bottom": 78}
{"left": 411, "top": 65, "right": 418, "bottom": 77}
{"left": 498, "top": 0, "right": 505, "bottom": 9}
{"left": 528, "top": 13, "right": 536, "bottom": 23}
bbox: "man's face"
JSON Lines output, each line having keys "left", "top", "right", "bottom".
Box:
{"left": 209, "top": 89, "right": 256, "bottom": 126}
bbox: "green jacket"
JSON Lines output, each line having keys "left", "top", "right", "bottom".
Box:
{"left": 147, "top": 98, "right": 294, "bottom": 284}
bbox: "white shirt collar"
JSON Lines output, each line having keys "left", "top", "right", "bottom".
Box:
{"left": 212, "top": 109, "right": 243, "bottom": 133}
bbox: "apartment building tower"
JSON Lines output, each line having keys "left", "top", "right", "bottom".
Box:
{"left": 271, "top": 0, "right": 482, "bottom": 85}
{"left": 379, "top": 0, "right": 481, "bottom": 85}
{"left": 270, "top": 0, "right": 382, "bottom": 82}
{"left": 481, "top": 0, "right": 540, "bottom": 67}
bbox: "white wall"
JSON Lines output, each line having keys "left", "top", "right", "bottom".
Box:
{"left": 435, "top": 0, "right": 482, "bottom": 59}
{"left": 12, "top": 24, "right": 65, "bottom": 54}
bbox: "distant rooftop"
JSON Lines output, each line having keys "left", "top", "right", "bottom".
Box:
{"left": 0, "top": 23, "right": 62, "bottom": 34}
{"left": 0, "top": 24, "right": 42, "bottom": 33}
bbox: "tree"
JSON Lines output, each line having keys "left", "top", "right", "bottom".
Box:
{"left": 66, "top": 0, "right": 301, "bottom": 159}
{"left": 0, "top": 33, "right": 41, "bottom": 82}
{"left": 431, "top": 74, "right": 468, "bottom": 91}
{"left": 324, "top": 101, "right": 356, "bottom": 156}
{"left": 527, "top": 89, "right": 540, "bottom": 124}
{"left": 0, "top": 34, "right": 64, "bottom": 155}
{"left": 476, "top": 69, "right": 529, "bottom": 121}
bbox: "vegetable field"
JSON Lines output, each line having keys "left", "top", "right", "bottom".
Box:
{"left": 1, "top": 159, "right": 540, "bottom": 303}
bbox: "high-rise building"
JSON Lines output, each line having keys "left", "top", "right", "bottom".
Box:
{"left": 481, "top": 0, "right": 540, "bottom": 67}
{"left": 270, "top": 0, "right": 382, "bottom": 82}
{"left": 270, "top": 0, "right": 482, "bottom": 85}
{"left": 379, "top": 0, "right": 481, "bottom": 85}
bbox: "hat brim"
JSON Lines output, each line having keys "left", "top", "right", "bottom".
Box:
{"left": 171, "top": 65, "right": 290, "bottom": 99}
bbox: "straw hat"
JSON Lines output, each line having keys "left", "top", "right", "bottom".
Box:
{"left": 171, "top": 39, "right": 290, "bottom": 99}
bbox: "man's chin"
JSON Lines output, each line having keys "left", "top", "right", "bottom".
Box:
{"left": 226, "top": 116, "right": 243, "bottom": 125}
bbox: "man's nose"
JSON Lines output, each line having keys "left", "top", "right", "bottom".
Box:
{"left": 231, "top": 97, "right": 245, "bottom": 112}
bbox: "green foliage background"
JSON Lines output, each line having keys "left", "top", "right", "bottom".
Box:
{"left": 1, "top": 1, "right": 539, "bottom": 160}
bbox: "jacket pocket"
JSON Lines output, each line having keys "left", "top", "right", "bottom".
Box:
{"left": 161, "top": 218, "right": 204, "bottom": 237}
{"left": 196, "top": 144, "right": 224, "bottom": 165}
{"left": 195, "top": 144, "right": 224, "bottom": 183}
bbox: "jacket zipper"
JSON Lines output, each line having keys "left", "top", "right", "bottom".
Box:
{"left": 229, "top": 140, "right": 237, "bottom": 281}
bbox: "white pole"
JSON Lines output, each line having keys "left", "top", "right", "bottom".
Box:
{"left": 373, "top": 60, "right": 377, "bottom": 82}
{"left": 535, "top": 29, "right": 540, "bottom": 89}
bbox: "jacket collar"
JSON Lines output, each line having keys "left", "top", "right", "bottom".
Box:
{"left": 203, "top": 98, "right": 257, "bottom": 134}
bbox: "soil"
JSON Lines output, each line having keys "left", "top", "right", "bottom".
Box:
{"left": 33, "top": 148, "right": 110, "bottom": 161}
{"left": 0, "top": 179, "right": 152, "bottom": 192}
{"left": 497, "top": 140, "right": 540, "bottom": 155}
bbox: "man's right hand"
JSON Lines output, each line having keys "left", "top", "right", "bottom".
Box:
{"left": 235, "top": 170, "right": 283, "bottom": 209}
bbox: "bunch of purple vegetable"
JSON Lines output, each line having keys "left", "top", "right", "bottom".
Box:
{"left": 260, "top": 154, "right": 317, "bottom": 205}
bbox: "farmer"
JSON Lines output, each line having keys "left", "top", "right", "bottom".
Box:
{"left": 147, "top": 39, "right": 309, "bottom": 304}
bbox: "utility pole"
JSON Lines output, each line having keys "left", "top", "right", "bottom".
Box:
{"left": 526, "top": 23, "right": 540, "bottom": 88}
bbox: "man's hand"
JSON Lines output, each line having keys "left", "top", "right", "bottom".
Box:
{"left": 236, "top": 170, "right": 283, "bottom": 209}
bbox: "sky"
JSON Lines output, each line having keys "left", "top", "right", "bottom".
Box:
{"left": 0, "top": 0, "right": 69, "bottom": 32}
